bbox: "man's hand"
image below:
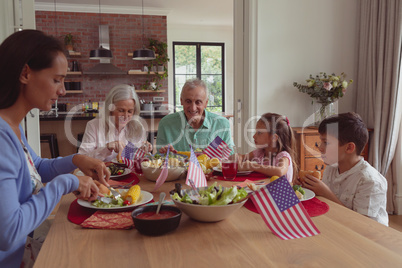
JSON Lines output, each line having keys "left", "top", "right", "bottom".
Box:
{"left": 159, "top": 144, "right": 177, "bottom": 154}
{"left": 73, "top": 154, "right": 111, "bottom": 186}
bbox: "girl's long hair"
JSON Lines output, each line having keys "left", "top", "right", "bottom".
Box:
{"left": 259, "top": 113, "right": 298, "bottom": 182}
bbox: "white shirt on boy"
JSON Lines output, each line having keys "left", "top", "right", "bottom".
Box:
{"left": 323, "top": 158, "right": 388, "bottom": 226}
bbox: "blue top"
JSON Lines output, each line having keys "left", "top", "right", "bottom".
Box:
{"left": 0, "top": 117, "right": 79, "bottom": 267}
{"left": 156, "top": 110, "right": 234, "bottom": 152}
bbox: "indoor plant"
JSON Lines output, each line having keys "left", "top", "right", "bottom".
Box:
{"left": 293, "top": 72, "right": 353, "bottom": 125}
{"left": 142, "top": 38, "right": 169, "bottom": 91}
{"left": 64, "top": 33, "right": 74, "bottom": 51}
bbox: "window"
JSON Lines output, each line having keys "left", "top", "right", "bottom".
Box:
{"left": 173, "top": 42, "right": 225, "bottom": 112}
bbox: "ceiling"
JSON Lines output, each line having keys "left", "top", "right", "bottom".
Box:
{"left": 35, "top": 0, "right": 233, "bottom": 27}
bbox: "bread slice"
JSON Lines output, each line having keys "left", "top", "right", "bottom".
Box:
{"left": 299, "top": 170, "right": 321, "bottom": 183}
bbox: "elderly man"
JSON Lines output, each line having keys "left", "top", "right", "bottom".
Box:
{"left": 156, "top": 78, "right": 234, "bottom": 153}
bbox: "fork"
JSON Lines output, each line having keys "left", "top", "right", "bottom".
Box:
{"left": 97, "top": 196, "right": 112, "bottom": 204}
{"left": 107, "top": 186, "right": 121, "bottom": 199}
{"left": 188, "top": 179, "right": 200, "bottom": 198}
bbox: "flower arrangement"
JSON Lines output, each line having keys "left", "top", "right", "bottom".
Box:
{"left": 293, "top": 72, "right": 353, "bottom": 106}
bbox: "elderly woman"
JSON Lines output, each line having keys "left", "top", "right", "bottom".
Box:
{"left": 78, "top": 84, "right": 151, "bottom": 162}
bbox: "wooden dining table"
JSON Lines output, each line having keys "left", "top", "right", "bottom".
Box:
{"left": 34, "top": 174, "right": 402, "bottom": 267}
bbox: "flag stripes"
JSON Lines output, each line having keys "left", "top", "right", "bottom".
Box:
{"left": 250, "top": 178, "right": 320, "bottom": 240}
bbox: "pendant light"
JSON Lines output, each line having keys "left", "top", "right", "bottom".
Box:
{"left": 133, "top": 0, "right": 156, "bottom": 60}
{"left": 90, "top": 0, "right": 112, "bottom": 59}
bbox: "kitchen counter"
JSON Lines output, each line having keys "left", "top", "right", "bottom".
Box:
{"left": 39, "top": 111, "right": 169, "bottom": 157}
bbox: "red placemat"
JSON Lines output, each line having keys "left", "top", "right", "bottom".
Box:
{"left": 68, "top": 198, "right": 155, "bottom": 226}
{"left": 214, "top": 171, "right": 268, "bottom": 182}
{"left": 244, "top": 197, "right": 329, "bottom": 217}
{"left": 68, "top": 199, "right": 95, "bottom": 224}
{"left": 81, "top": 211, "right": 134, "bottom": 229}
{"left": 68, "top": 174, "right": 141, "bottom": 226}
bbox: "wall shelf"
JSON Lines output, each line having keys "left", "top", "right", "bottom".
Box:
{"left": 65, "top": 90, "right": 83, "bottom": 94}
{"left": 127, "top": 52, "right": 159, "bottom": 57}
{"left": 68, "top": 51, "right": 81, "bottom": 56}
{"left": 135, "top": 90, "right": 166, "bottom": 93}
{"left": 128, "top": 70, "right": 157, "bottom": 75}
{"left": 67, "top": 71, "right": 82, "bottom": 75}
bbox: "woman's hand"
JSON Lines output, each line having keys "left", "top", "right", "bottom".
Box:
{"left": 73, "top": 176, "right": 99, "bottom": 202}
{"left": 106, "top": 141, "right": 125, "bottom": 153}
{"left": 141, "top": 141, "right": 153, "bottom": 153}
{"left": 73, "top": 154, "right": 111, "bottom": 186}
{"left": 159, "top": 144, "right": 177, "bottom": 154}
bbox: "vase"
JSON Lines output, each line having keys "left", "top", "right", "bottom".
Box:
{"left": 313, "top": 102, "right": 336, "bottom": 126}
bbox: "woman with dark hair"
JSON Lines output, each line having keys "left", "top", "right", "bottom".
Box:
{"left": 78, "top": 84, "right": 152, "bottom": 161}
{"left": 0, "top": 30, "right": 110, "bottom": 267}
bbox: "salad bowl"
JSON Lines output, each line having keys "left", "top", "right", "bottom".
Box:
{"left": 141, "top": 166, "right": 187, "bottom": 182}
{"left": 171, "top": 185, "right": 248, "bottom": 222}
{"left": 141, "top": 154, "right": 187, "bottom": 182}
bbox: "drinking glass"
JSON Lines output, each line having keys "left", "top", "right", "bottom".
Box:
{"left": 221, "top": 146, "right": 238, "bottom": 181}
{"left": 133, "top": 158, "right": 144, "bottom": 175}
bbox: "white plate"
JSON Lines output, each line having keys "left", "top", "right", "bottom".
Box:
{"left": 77, "top": 190, "right": 153, "bottom": 212}
{"left": 301, "top": 188, "right": 315, "bottom": 201}
{"left": 212, "top": 167, "right": 253, "bottom": 176}
{"left": 77, "top": 167, "right": 131, "bottom": 180}
{"left": 110, "top": 168, "right": 131, "bottom": 180}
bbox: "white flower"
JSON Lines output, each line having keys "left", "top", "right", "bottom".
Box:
{"left": 323, "top": 82, "right": 333, "bottom": 91}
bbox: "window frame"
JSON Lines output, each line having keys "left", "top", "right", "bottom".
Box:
{"left": 172, "top": 41, "right": 225, "bottom": 112}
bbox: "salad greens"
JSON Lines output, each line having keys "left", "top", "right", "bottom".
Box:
{"left": 92, "top": 194, "right": 125, "bottom": 208}
{"left": 292, "top": 185, "right": 305, "bottom": 195}
{"left": 172, "top": 182, "right": 248, "bottom": 206}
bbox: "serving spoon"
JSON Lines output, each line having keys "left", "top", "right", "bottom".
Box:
{"left": 156, "top": 192, "right": 166, "bottom": 214}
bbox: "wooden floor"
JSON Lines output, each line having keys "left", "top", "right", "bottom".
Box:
{"left": 389, "top": 215, "right": 402, "bottom": 232}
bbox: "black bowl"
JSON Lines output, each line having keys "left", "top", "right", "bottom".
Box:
{"left": 131, "top": 205, "right": 181, "bottom": 236}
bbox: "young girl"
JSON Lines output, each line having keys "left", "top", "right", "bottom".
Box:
{"left": 239, "top": 113, "right": 298, "bottom": 183}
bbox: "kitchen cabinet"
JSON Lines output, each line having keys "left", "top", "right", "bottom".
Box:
{"left": 293, "top": 127, "right": 371, "bottom": 177}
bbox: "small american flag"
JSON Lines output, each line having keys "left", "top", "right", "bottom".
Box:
{"left": 186, "top": 146, "right": 207, "bottom": 188}
{"left": 250, "top": 176, "right": 320, "bottom": 240}
{"left": 121, "top": 142, "right": 146, "bottom": 169}
{"left": 203, "top": 136, "right": 231, "bottom": 160}
{"left": 153, "top": 146, "right": 170, "bottom": 191}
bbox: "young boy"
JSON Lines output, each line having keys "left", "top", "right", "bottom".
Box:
{"left": 301, "top": 112, "right": 388, "bottom": 226}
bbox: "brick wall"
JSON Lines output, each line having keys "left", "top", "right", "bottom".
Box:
{"left": 35, "top": 11, "right": 168, "bottom": 109}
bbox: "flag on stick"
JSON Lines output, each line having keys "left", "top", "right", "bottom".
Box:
{"left": 250, "top": 176, "right": 320, "bottom": 240}
{"left": 186, "top": 146, "right": 207, "bottom": 188}
{"left": 120, "top": 142, "right": 146, "bottom": 169}
{"left": 153, "top": 146, "right": 170, "bottom": 191}
{"left": 203, "top": 136, "right": 231, "bottom": 159}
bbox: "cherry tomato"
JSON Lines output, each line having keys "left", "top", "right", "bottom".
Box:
{"left": 123, "top": 200, "right": 131, "bottom": 206}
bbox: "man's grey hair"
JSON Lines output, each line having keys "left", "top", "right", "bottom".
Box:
{"left": 180, "top": 78, "right": 209, "bottom": 100}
